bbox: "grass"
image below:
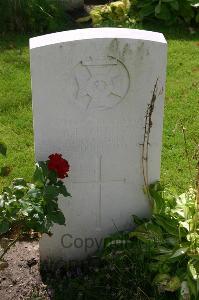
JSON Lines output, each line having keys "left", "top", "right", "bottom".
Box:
{"left": 162, "top": 38, "right": 199, "bottom": 192}
{"left": 156, "top": 25, "right": 199, "bottom": 193}
{"left": 0, "top": 25, "right": 199, "bottom": 193}
{"left": 0, "top": 35, "right": 34, "bottom": 186}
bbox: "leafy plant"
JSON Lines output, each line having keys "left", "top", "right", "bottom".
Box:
{"left": 41, "top": 234, "right": 154, "bottom": 300}
{"left": 0, "top": 0, "right": 73, "bottom": 34}
{"left": 42, "top": 181, "right": 199, "bottom": 299}
{"left": 102, "top": 182, "right": 199, "bottom": 299}
{"left": 0, "top": 152, "right": 71, "bottom": 261}
{"left": 136, "top": 0, "right": 195, "bottom": 25}
{"left": 90, "top": 0, "right": 131, "bottom": 27}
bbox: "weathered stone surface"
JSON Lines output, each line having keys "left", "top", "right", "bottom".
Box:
{"left": 30, "top": 28, "right": 167, "bottom": 261}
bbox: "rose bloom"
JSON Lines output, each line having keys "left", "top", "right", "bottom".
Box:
{"left": 48, "top": 153, "right": 70, "bottom": 179}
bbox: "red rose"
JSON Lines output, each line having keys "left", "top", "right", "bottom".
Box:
{"left": 48, "top": 153, "right": 70, "bottom": 179}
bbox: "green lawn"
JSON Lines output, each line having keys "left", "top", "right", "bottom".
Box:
{"left": 0, "top": 27, "right": 199, "bottom": 193}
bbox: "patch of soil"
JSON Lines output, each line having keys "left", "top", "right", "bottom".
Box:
{"left": 0, "top": 240, "right": 102, "bottom": 300}
{"left": 0, "top": 241, "right": 152, "bottom": 299}
{"left": 0, "top": 241, "right": 49, "bottom": 300}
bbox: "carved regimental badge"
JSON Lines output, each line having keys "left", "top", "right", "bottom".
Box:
{"left": 73, "top": 56, "right": 130, "bottom": 110}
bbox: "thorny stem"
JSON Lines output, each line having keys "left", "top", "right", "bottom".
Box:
{"left": 0, "top": 233, "right": 21, "bottom": 261}
{"left": 141, "top": 78, "right": 159, "bottom": 208}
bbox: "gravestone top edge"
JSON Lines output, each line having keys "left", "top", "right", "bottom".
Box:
{"left": 29, "top": 28, "right": 167, "bottom": 50}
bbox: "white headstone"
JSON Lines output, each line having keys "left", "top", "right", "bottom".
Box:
{"left": 30, "top": 28, "right": 167, "bottom": 261}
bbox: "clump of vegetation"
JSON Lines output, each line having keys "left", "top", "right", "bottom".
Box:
{"left": 136, "top": 0, "right": 195, "bottom": 25}
{"left": 90, "top": 0, "right": 132, "bottom": 27}
{"left": 129, "top": 183, "right": 199, "bottom": 299}
{"left": 48, "top": 183, "right": 198, "bottom": 300}
{"left": 89, "top": 0, "right": 198, "bottom": 27}
{"left": 0, "top": 143, "right": 71, "bottom": 262}
{"left": 0, "top": 0, "right": 73, "bottom": 34}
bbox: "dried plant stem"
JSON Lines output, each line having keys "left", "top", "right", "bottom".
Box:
{"left": 141, "top": 79, "right": 159, "bottom": 208}
{"left": 181, "top": 124, "right": 194, "bottom": 184}
{"left": 196, "top": 159, "right": 199, "bottom": 212}
{"left": 137, "top": 287, "right": 150, "bottom": 299}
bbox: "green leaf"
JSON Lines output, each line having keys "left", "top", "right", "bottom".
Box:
{"left": 188, "top": 260, "right": 199, "bottom": 280}
{"left": 33, "top": 163, "right": 45, "bottom": 187}
{"left": 169, "top": 247, "right": 189, "bottom": 259}
{"left": 58, "top": 183, "right": 71, "bottom": 197}
{"left": 46, "top": 200, "right": 59, "bottom": 212}
{"left": 130, "top": 231, "right": 153, "bottom": 243}
{"left": 31, "top": 204, "right": 43, "bottom": 215}
{"left": 154, "top": 246, "right": 173, "bottom": 255}
{"left": 148, "top": 262, "right": 160, "bottom": 272}
{"left": 137, "top": 0, "right": 154, "bottom": 8}
{"left": 13, "top": 186, "right": 27, "bottom": 199}
{"left": 27, "top": 187, "right": 41, "bottom": 199}
{"left": 2, "top": 187, "right": 12, "bottom": 196}
{"left": 48, "top": 210, "right": 66, "bottom": 225}
{"left": 164, "top": 276, "right": 181, "bottom": 292}
{"left": 47, "top": 169, "right": 57, "bottom": 183}
{"left": 159, "top": 263, "right": 172, "bottom": 273}
{"left": 104, "top": 232, "right": 132, "bottom": 252}
{"left": 130, "top": 221, "right": 164, "bottom": 245}
{"left": 105, "top": 239, "right": 133, "bottom": 251}
{"left": 132, "top": 214, "right": 148, "bottom": 225}
{"left": 165, "top": 236, "right": 178, "bottom": 247}
{"left": 12, "top": 178, "right": 27, "bottom": 187}
{"left": 43, "top": 185, "right": 59, "bottom": 201}
{"left": 187, "top": 274, "right": 197, "bottom": 297}
{"left": 0, "top": 221, "right": 10, "bottom": 234}
{"left": 155, "top": 3, "right": 172, "bottom": 20}
{"left": 38, "top": 161, "right": 48, "bottom": 177}
{"left": 148, "top": 182, "right": 168, "bottom": 214}
{"left": 155, "top": 2, "right": 161, "bottom": 15}
{"left": 153, "top": 215, "right": 179, "bottom": 236}
{"left": 153, "top": 253, "right": 172, "bottom": 261}
{"left": 0, "top": 142, "right": 7, "bottom": 156}
{"left": 169, "top": 0, "right": 179, "bottom": 11}
{"left": 153, "top": 273, "right": 171, "bottom": 286}
{"left": 179, "top": 1, "right": 194, "bottom": 22}
{"left": 13, "top": 185, "right": 26, "bottom": 191}
{"left": 139, "top": 4, "right": 155, "bottom": 17}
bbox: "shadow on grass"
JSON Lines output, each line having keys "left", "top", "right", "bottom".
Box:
{"left": 39, "top": 254, "right": 178, "bottom": 300}
{"left": 140, "top": 21, "right": 199, "bottom": 42}
{"left": 0, "top": 34, "right": 31, "bottom": 51}
{"left": 0, "top": 21, "right": 198, "bottom": 52}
